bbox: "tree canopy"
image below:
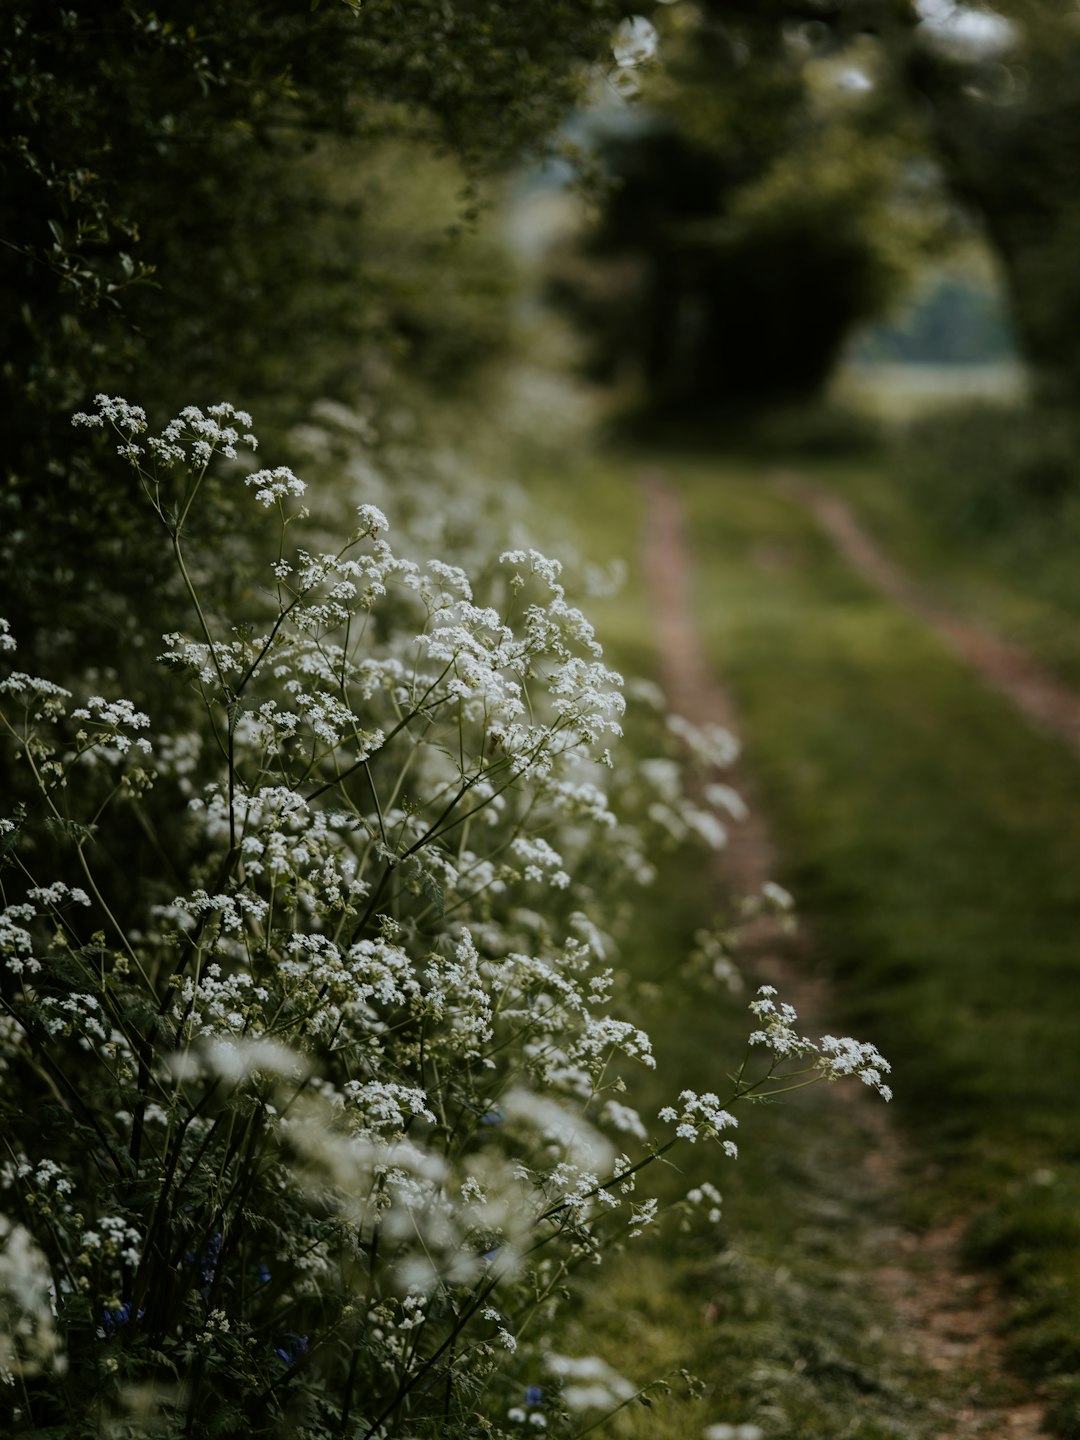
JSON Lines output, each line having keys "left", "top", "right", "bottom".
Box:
{"left": 0, "top": 0, "right": 638, "bottom": 674}
{"left": 554, "top": 0, "right": 942, "bottom": 414}
{"left": 906, "top": 0, "right": 1080, "bottom": 398}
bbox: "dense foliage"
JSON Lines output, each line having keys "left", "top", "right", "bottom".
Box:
{"left": 0, "top": 0, "right": 638, "bottom": 681}
{"left": 907, "top": 0, "right": 1080, "bottom": 401}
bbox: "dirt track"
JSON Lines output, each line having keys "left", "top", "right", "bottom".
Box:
{"left": 639, "top": 468, "right": 1047, "bottom": 1440}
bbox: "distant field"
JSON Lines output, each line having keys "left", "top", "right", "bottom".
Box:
{"left": 831, "top": 361, "right": 1028, "bottom": 421}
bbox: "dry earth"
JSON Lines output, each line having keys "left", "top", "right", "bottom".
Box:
{"left": 639, "top": 469, "right": 1047, "bottom": 1439}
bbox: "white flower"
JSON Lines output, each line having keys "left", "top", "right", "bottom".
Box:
{"left": 660, "top": 1091, "right": 738, "bottom": 1152}
{"left": 761, "top": 881, "right": 794, "bottom": 911}
{"left": 356, "top": 503, "right": 389, "bottom": 535}
{"left": 245, "top": 466, "right": 306, "bottom": 507}
{"left": 546, "top": 1353, "right": 635, "bottom": 1412}
{"left": 71, "top": 394, "right": 147, "bottom": 434}
{"left": 26, "top": 884, "right": 90, "bottom": 909}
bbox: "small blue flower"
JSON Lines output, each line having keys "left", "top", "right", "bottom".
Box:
{"left": 184, "top": 1231, "right": 223, "bottom": 1298}
{"left": 274, "top": 1332, "right": 309, "bottom": 1366}
{"left": 525, "top": 1385, "right": 544, "bottom": 1407}
{"left": 200, "top": 1232, "right": 222, "bottom": 1289}
{"left": 100, "top": 1302, "right": 144, "bottom": 1337}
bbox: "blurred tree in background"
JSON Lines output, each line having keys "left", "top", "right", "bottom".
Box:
{"left": 9, "top": 0, "right": 1080, "bottom": 622}
{"left": 555, "top": 0, "right": 1080, "bottom": 423}
{"left": 555, "top": 0, "right": 942, "bottom": 417}
{"left": 906, "top": 0, "right": 1080, "bottom": 402}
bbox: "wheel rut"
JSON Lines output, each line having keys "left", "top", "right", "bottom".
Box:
{"left": 777, "top": 470, "right": 1080, "bottom": 758}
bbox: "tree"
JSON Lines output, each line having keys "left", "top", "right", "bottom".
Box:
{"left": 556, "top": 0, "right": 937, "bottom": 416}
{"left": 0, "top": 0, "right": 636, "bottom": 675}
{"left": 905, "top": 0, "right": 1080, "bottom": 399}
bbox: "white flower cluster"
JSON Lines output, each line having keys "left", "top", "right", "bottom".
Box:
{"left": 659, "top": 1091, "right": 739, "bottom": 1154}
{"left": 72, "top": 397, "right": 257, "bottom": 469}
{"left": 71, "top": 694, "right": 152, "bottom": 756}
{"left": 26, "top": 883, "right": 91, "bottom": 908}
{"left": 748, "top": 987, "right": 893, "bottom": 1100}
{"left": 0, "top": 671, "right": 71, "bottom": 713}
{"left": 79, "top": 1214, "right": 142, "bottom": 1268}
{"left": 2, "top": 884, "right": 91, "bottom": 977}
{"left": 747, "top": 986, "right": 819, "bottom": 1060}
{"left": 245, "top": 465, "right": 306, "bottom": 507}
{"left": 0, "top": 1216, "right": 64, "bottom": 1381}
{"left": 545, "top": 1351, "right": 635, "bottom": 1413}
{"left": 817, "top": 1034, "right": 893, "bottom": 1099}
{"left": 510, "top": 835, "right": 570, "bottom": 888}
{"left": 71, "top": 393, "right": 148, "bottom": 437}
{"left": 0, "top": 904, "right": 38, "bottom": 976}
{"left": 686, "top": 1180, "right": 723, "bottom": 1224}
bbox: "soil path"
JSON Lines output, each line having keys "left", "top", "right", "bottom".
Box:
{"left": 778, "top": 471, "right": 1080, "bottom": 757}
{"left": 639, "top": 469, "right": 1047, "bottom": 1440}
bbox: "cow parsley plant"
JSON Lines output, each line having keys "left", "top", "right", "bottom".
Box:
{"left": 0, "top": 397, "right": 890, "bottom": 1437}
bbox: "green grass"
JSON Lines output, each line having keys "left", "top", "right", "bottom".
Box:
{"left": 509, "top": 445, "right": 1035, "bottom": 1437}
{"left": 546, "top": 798, "right": 951, "bottom": 1440}
{"left": 520, "top": 438, "right": 1080, "bottom": 1436}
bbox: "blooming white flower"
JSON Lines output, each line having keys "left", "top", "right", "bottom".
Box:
{"left": 659, "top": 1090, "right": 739, "bottom": 1152}
{"left": 245, "top": 466, "right": 306, "bottom": 507}
{"left": 357, "top": 503, "right": 389, "bottom": 535}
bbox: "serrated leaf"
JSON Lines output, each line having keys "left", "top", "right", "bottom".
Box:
{"left": 415, "top": 865, "right": 445, "bottom": 917}
{"left": 43, "top": 814, "right": 97, "bottom": 845}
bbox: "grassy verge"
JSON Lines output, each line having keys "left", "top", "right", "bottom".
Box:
{"left": 511, "top": 445, "right": 1038, "bottom": 1437}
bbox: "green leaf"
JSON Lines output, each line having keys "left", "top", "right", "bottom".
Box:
{"left": 414, "top": 864, "right": 445, "bottom": 917}
{"left": 43, "top": 814, "right": 97, "bottom": 845}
